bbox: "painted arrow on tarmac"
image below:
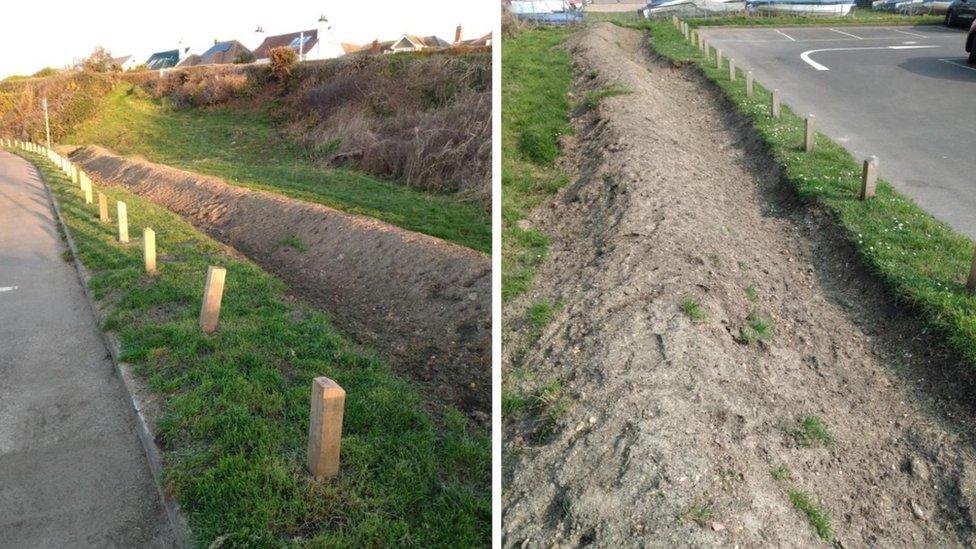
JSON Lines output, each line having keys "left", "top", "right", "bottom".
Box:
{"left": 800, "top": 45, "right": 940, "bottom": 71}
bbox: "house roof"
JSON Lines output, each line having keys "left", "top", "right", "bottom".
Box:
{"left": 111, "top": 55, "right": 132, "bottom": 66}
{"left": 253, "top": 29, "right": 319, "bottom": 59}
{"left": 341, "top": 42, "right": 361, "bottom": 54}
{"left": 401, "top": 34, "right": 451, "bottom": 48}
{"left": 458, "top": 32, "right": 493, "bottom": 47}
{"left": 146, "top": 49, "right": 184, "bottom": 70}
{"left": 196, "top": 40, "right": 252, "bottom": 65}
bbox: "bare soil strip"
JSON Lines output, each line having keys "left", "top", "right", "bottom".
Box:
{"left": 69, "top": 146, "right": 490, "bottom": 418}
{"left": 503, "top": 23, "right": 976, "bottom": 546}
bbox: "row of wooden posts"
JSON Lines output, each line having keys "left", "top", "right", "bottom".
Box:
{"left": 2, "top": 137, "right": 345, "bottom": 479}
{"left": 672, "top": 17, "right": 976, "bottom": 291}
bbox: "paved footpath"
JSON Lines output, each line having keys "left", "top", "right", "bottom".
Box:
{"left": 0, "top": 151, "right": 175, "bottom": 547}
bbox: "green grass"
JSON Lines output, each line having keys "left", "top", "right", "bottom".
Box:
{"left": 795, "top": 415, "right": 833, "bottom": 446}
{"left": 680, "top": 295, "right": 706, "bottom": 322}
{"left": 502, "top": 28, "right": 575, "bottom": 300}
{"left": 277, "top": 235, "right": 308, "bottom": 252}
{"left": 526, "top": 299, "right": 561, "bottom": 340}
{"left": 770, "top": 466, "right": 791, "bottom": 481}
{"left": 581, "top": 85, "right": 631, "bottom": 111}
{"left": 744, "top": 284, "right": 759, "bottom": 302}
{"left": 679, "top": 504, "right": 714, "bottom": 526}
{"left": 64, "top": 84, "right": 489, "bottom": 252}
{"left": 640, "top": 20, "right": 976, "bottom": 368}
{"left": 12, "top": 147, "right": 489, "bottom": 547}
{"left": 788, "top": 489, "right": 832, "bottom": 540}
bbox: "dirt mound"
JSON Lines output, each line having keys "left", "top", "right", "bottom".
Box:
{"left": 503, "top": 23, "right": 976, "bottom": 546}
{"left": 69, "top": 145, "right": 490, "bottom": 418}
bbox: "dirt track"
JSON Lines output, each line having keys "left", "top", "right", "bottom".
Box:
{"left": 503, "top": 23, "right": 976, "bottom": 546}
{"left": 69, "top": 146, "right": 490, "bottom": 419}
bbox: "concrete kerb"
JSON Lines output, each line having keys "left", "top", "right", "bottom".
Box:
{"left": 17, "top": 150, "right": 192, "bottom": 549}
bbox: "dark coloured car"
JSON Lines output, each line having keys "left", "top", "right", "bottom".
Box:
{"left": 946, "top": 0, "right": 976, "bottom": 26}
{"left": 967, "top": 19, "right": 976, "bottom": 62}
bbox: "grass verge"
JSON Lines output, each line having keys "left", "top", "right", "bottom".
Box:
{"left": 64, "top": 84, "right": 490, "bottom": 252}
{"left": 12, "top": 147, "right": 489, "bottom": 546}
{"left": 502, "top": 27, "right": 575, "bottom": 301}
{"left": 639, "top": 19, "right": 976, "bottom": 372}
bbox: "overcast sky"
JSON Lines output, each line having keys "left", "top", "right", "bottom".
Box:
{"left": 0, "top": 0, "right": 497, "bottom": 78}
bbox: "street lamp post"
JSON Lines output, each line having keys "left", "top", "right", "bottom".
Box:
{"left": 42, "top": 97, "right": 50, "bottom": 148}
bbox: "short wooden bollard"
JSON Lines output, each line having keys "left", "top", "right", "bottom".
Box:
{"left": 772, "top": 89, "right": 781, "bottom": 118}
{"left": 117, "top": 201, "right": 129, "bottom": 243}
{"left": 199, "top": 266, "right": 226, "bottom": 333}
{"left": 83, "top": 181, "right": 92, "bottom": 204}
{"left": 968, "top": 251, "right": 976, "bottom": 293}
{"left": 307, "top": 377, "right": 345, "bottom": 478}
{"left": 729, "top": 58, "right": 736, "bottom": 82}
{"left": 143, "top": 228, "right": 157, "bottom": 275}
{"left": 860, "top": 156, "right": 878, "bottom": 200}
{"left": 746, "top": 71, "right": 754, "bottom": 98}
{"left": 98, "top": 192, "right": 110, "bottom": 222}
{"left": 804, "top": 115, "right": 816, "bottom": 153}
{"left": 716, "top": 48, "right": 722, "bottom": 69}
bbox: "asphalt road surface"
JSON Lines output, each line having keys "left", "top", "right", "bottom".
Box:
{"left": 699, "top": 24, "right": 976, "bottom": 239}
{"left": 0, "top": 151, "right": 174, "bottom": 547}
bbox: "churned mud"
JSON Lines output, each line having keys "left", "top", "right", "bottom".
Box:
{"left": 503, "top": 23, "right": 976, "bottom": 546}
{"left": 69, "top": 146, "right": 490, "bottom": 420}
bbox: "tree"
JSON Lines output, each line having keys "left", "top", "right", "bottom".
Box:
{"left": 81, "top": 47, "right": 113, "bottom": 73}
{"left": 233, "top": 51, "right": 256, "bottom": 64}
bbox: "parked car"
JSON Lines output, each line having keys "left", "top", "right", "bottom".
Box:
{"left": 967, "top": 19, "right": 976, "bottom": 62}
{"left": 946, "top": 0, "right": 976, "bottom": 26}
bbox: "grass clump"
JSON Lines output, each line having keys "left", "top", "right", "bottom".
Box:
{"left": 770, "top": 466, "right": 791, "bottom": 481}
{"left": 13, "top": 148, "right": 489, "bottom": 546}
{"left": 64, "top": 84, "right": 489, "bottom": 252}
{"left": 526, "top": 299, "right": 561, "bottom": 340}
{"left": 277, "top": 235, "right": 307, "bottom": 252}
{"left": 502, "top": 27, "right": 575, "bottom": 300}
{"left": 581, "top": 85, "right": 630, "bottom": 111}
{"left": 744, "top": 284, "right": 758, "bottom": 302}
{"left": 638, "top": 19, "right": 976, "bottom": 372}
{"left": 738, "top": 312, "right": 771, "bottom": 344}
{"left": 680, "top": 295, "right": 706, "bottom": 322}
{"left": 795, "top": 415, "right": 832, "bottom": 446}
{"left": 788, "top": 489, "right": 832, "bottom": 540}
{"left": 679, "top": 504, "right": 714, "bottom": 527}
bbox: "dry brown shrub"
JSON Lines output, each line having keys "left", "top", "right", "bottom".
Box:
{"left": 0, "top": 71, "right": 115, "bottom": 141}
{"left": 269, "top": 47, "right": 298, "bottom": 81}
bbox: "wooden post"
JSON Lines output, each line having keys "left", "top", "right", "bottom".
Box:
{"left": 968, "top": 250, "right": 976, "bottom": 293}
{"left": 729, "top": 58, "right": 736, "bottom": 82}
{"left": 143, "top": 228, "right": 157, "bottom": 275}
{"left": 804, "top": 115, "right": 816, "bottom": 153}
{"left": 117, "top": 201, "right": 128, "bottom": 243}
{"left": 98, "top": 192, "right": 110, "bottom": 222}
{"left": 860, "top": 156, "right": 878, "bottom": 200}
{"left": 199, "top": 266, "right": 226, "bottom": 333}
{"left": 716, "top": 48, "right": 722, "bottom": 69}
{"left": 83, "top": 180, "right": 92, "bottom": 204}
{"left": 772, "top": 89, "right": 781, "bottom": 118}
{"left": 307, "top": 377, "right": 346, "bottom": 478}
{"left": 746, "top": 71, "right": 754, "bottom": 98}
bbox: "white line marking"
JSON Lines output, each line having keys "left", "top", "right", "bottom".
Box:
{"left": 830, "top": 28, "right": 862, "bottom": 40}
{"left": 800, "top": 44, "right": 940, "bottom": 71}
{"left": 892, "top": 28, "right": 926, "bottom": 38}
{"left": 903, "top": 41, "right": 918, "bottom": 44}
{"left": 938, "top": 58, "right": 976, "bottom": 72}
{"left": 774, "top": 29, "right": 796, "bottom": 42}
{"left": 0, "top": 286, "right": 19, "bottom": 293}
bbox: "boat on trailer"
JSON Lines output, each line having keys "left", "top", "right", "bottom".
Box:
{"left": 746, "top": 0, "right": 855, "bottom": 15}
{"left": 643, "top": 0, "right": 745, "bottom": 16}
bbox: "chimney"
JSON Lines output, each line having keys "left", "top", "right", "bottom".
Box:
{"left": 371, "top": 39, "right": 380, "bottom": 55}
{"left": 454, "top": 25, "right": 463, "bottom": 44}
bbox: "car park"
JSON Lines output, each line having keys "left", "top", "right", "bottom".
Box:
{"left": 946, "top": 0, "right": 976, "bottom": 26}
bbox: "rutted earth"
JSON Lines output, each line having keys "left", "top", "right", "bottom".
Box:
{"left": 503, "top": 23, "right": 976, "bottom": 546}
{"left": 68, "top": 145, "right": 490, "bottom": 419}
